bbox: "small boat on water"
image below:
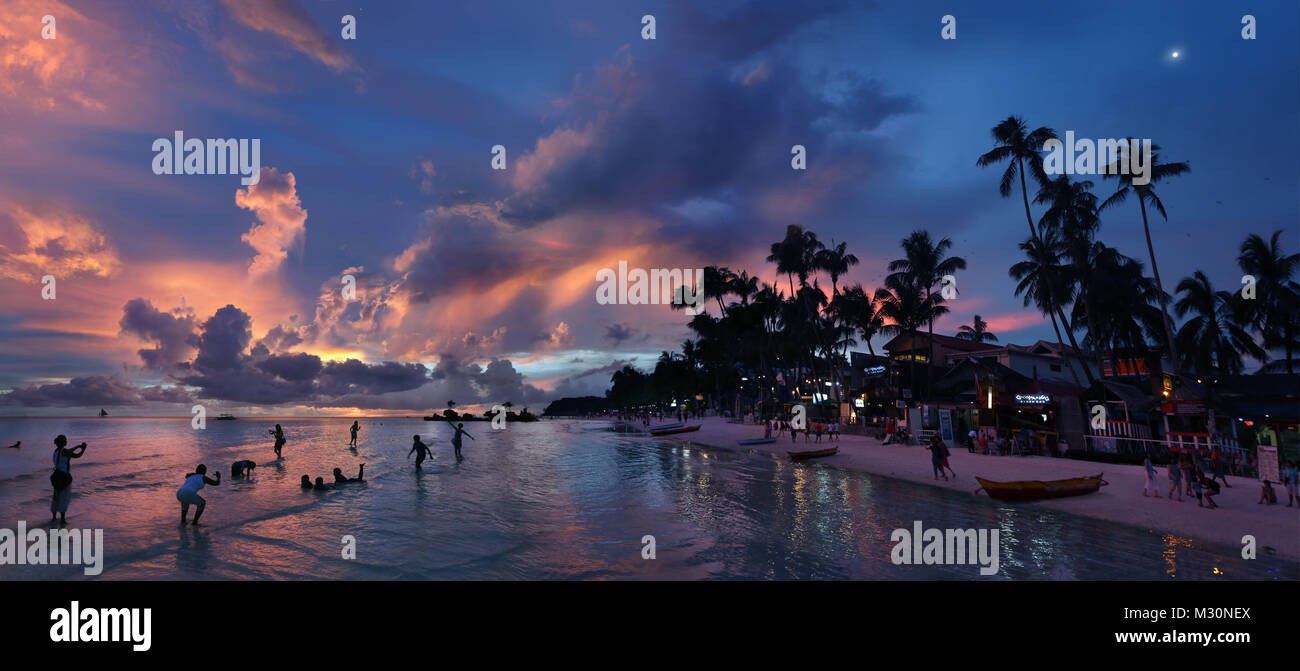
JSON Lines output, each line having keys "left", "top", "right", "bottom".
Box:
{"left": 788, "top": 447, "right": 838, "bottom": 460}
{"left": 975, "top": 473, "right": 1107, "bottom": 502}
{"left": 647, "top": 422, "right": 684, "bottom": 432}
{"left": 737, "top": 438, "right": 777, "bottom": 446}
{"left": 98, "top": 409, "right": 108, "bottom": 417}
{"left": 649, "top": 424, "right": 701, "bottom": 436}
{"left": 215, "top": 413, "right": 237, "bottom": 420}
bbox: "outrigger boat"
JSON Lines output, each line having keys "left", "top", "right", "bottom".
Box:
{"left": 647, "top": 422, "right": 685, "bottom": 432}
{"left": 974, "top": 473, "right": 1107, "bottom": 502}
{"left": 649, "top": 424, "right": 701, "bottom": 436}
{"left": 788, "top": 447, "right": 838, "bottom": 460}
{"left": 737, "top": 438, "right": 777, "bottom": 446}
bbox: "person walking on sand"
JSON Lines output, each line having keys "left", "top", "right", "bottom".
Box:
{"left": 927, "top": 436, "right": 947, "bottom": 481}
{"left": 50, "top": 435, "right": 87, "bottom": 525}
{"left": 940, "top": 438, "right": 956, "bottom": 479}
{"left": 269, "top": 424, "right": 286, "bottom": 458}
{"left": 408, "top": 435, "right": 433, "bottom": 471}
{"left": 1167, "top": 458, "right": 1182, "bottom": 501}
{"left": 1181, "top": 456, "right": 1195, "bottom": 497}
{"left": 1209, "top": 449, "right": 1231, "bottom": 488}
{"left": 1258, "top": 480, "right": 1278, "bottom": 505}
{"left": 450, "top": 423, "right": 474, "bottom": 460}
{"left": 176, "top": 464, "right": 220, "bottom": 526}
{"left": 1190, "top": 466, "right": 1204, "bottom": 507}
{"left": 1143, "top": 455, "right": 1161, "bottom": 498}
{"left": 349, "top": 421, "right": 360, "bottom": 447}
{"left": 967, "top": 428, "right": 978, "bottom": 453}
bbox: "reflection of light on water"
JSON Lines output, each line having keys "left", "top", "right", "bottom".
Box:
{"left": 1161, "top": 534, "right": 1195, "bottom": 578}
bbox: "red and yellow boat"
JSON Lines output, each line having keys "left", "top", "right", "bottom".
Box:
{"left": 975, "top": 473, "right": 1107, "bottom": 502}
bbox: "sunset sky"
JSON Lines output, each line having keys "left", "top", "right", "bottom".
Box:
{"left": 1, "top": 0, "right": 1296, "bottom": 416}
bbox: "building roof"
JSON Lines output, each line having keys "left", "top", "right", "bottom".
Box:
{"left": 882, "top": 332, "right": 1003, "bottom": 354}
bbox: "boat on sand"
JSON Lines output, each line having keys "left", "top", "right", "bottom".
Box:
{"left": 649, "top": 424, "right": 701, "bottom": 436}
{"left": 788, "top": 447, "right": 838, "bottom": 460}
{"left": 974, "top": 473, "right": 1107, "bottom": 502}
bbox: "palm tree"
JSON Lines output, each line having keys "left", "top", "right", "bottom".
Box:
{"left": 976, "top": 116, "right": 1057, "bottom": 242}
{"left": 956, "top": 315, "right": 998, "bottom": 343}
{"left": 767, "top": 225, "right": 808, "bottom": 297}
{"left": 1237, "top": 230, "right": 1300, "bottom": 373}
{"left": 875, "top": 275, "right": 947, "bottom": 404}
{"left": 1037, "top": 175, "right": 1106, "bottom": 370}
{"left": 977, "top": 117, "right": 1095, "bottom": 372}
{"left": 815, "top": 240, "right": 859, "bottom": 299}
{"left": 887, "top": 230, "right": 966, "bottom": 399}
{"left": 833, "top": 284, "right": 885, "bottom": 356}
{"left": 1173, "top": 270, "right": 1265, "bottom": 376}
{"left": 1008, "top": 227, "right": 1089, "bottom": 388}
{"left": 1099, "top": 142, "right": 1190, "bottom": 368}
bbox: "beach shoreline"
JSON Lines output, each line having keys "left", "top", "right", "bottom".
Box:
{"left": 625, "top": 416, "right": 1300, "bottom": 564}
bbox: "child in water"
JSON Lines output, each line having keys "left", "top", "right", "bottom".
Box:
{"left": 333, "top": 464, "right": 365, "bottom": 484}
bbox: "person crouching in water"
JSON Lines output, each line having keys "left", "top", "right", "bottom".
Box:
{"left": 231, "top": 460, "right": 256, "bottom": 479}
{"left": 177, "top": 464, "right": 220, "bottom": 525}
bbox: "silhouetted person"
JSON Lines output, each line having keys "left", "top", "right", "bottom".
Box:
{"left": 269, "top": 424, "right": 285, "bottom": 458}
{"left": 176, "top": 464, "right": 220, "bottom": 525}
{"left": 408, "top": 435, "right": 432, "bottom": 470}
{"left": 231, "top": 460, "right": 256, "bottom": 478}
{"left": 313, "top": 476, "right": 331, "bottom": 491}
{"left": 50, "top": 435, "right": 87, "bottom": 524}
{"left": 349, "top": 421, "right": 360, "bottom": 447}
{"left": 333, "top": 464, "right": 365, "bottom": 484}
{"left": 450, "top": 423, "right": 474, "bottom": 460}
{"left": 301, "top": 475, "right": 313, "bottom": 489}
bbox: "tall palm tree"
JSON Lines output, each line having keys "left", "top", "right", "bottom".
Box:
{"left": 1237, "top": 230, "right": 1300, "bottom": 373}
{"left": 815, "top": 240, "right": 859, "bottom": 300}
{"left": 1008, "top": 228, "right": 1088, "bottom": 388}
{"left": 833, "top": 284, "right": 885, "bottom": 356}
{"left": 1037, "top": 175, "right": 1106, "bottom": 370}
{"left": 1099, "top": 142, "right": 1190, "bottom": 368}
{"left": 977, "top": 117, "right": 1095, "bottom": 372}
{"left": 767, "top": 225, "right": 808, "bottom": 297}
{"left": 956, "top": 315, "right": 998, "bottom": 343}
{"left": 1173, "top": 270, "right": 1265, "bottom": 376}
{"left": 887, "top": 230, "right": 966, "bottom": 399}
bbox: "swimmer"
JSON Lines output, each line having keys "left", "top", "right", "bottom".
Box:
{"left": 312, "top": 476, "right": 331, "bottom": 491}
{"left": 408, "top": 435, "right": 433, "bottom": 470}
{"left": 333, "top": 464, "right": 365, "bottom": 484}
{"left": 231, "top": 460, "right": 257, "bottom": 478}
{"left": 176, "top": 464, "right": 220, "bottom": 526}
{"left": 301, "top": 474, "right": 313, "bottom": 488}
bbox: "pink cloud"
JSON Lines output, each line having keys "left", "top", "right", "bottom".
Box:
{"left": 235, "top": 167, "right": 308, "bottom": 276}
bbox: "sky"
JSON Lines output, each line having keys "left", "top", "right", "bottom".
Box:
{"left": 0, "top": 0, "right": 1296, "bottom": 416}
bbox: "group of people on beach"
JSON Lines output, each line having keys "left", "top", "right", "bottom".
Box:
{"left": 1257, "top": 461, "right": 1299, "bottom": 507}
{"left": 1141, "top": 450, "right": 1272, "bottom": 510}
{"left": 762, "top": 418, "right": 840, "bottom": 443}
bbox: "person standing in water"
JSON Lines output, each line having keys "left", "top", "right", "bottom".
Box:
{"left": 349, "top": 421, "right": 360, "bottom": 447}
{"left": 450, "top": 423, "right": 474, "bottom": 460}
{"left": 269, "top": 424, "right": 286, "bottom": 458}
{"left": 50, "top": 435, "right": 87, "bottom": 524}
{"left": 408, "top": 435, "right": 433, "bottom": 470}
{"left": 176, "top": 464, "right": 220, "bottom": 526}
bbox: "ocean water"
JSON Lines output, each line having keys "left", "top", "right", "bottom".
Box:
{"left": 0, "top": 417, "right": 1292, "bottom": 581}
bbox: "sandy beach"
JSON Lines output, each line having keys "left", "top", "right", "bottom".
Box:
{"left": 641, "top": 416, "right": 1300, "bottom": 562}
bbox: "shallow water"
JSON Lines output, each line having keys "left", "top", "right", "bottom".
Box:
{"left": 0, "top": 417, "right": 1292, "bottom": 580}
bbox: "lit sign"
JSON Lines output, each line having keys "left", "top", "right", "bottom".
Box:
{"left": 854, "top": 399, "right": 865, "bottom": 408}
{"left": 1015, "top": 394, "right": 1050, "bottom": 405}
{"left": 864, "top": 366, "right": 886, "bottom": 376}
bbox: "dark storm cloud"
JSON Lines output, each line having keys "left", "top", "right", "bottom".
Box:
{"left": 1, "top": 375, "right": 144, "bottom": 407}
{"left": 118, "top": 298, "right": 198, "bottom": 371}
{"left": 163, "top": 304, "right": 432, "bottom": 406}
{"left": 603, "top": 323, "right": 640, "bottom": 345}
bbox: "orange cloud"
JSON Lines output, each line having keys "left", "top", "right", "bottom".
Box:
{"left": 236, "top": 167, "right": 308, "bottom": 276}
{"left": 0, "top": 201, "right": 120, "bottom": 282}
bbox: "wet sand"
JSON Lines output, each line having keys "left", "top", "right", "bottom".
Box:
{"left": 636, "top": 416, "right": 1300, "bottom": 562}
